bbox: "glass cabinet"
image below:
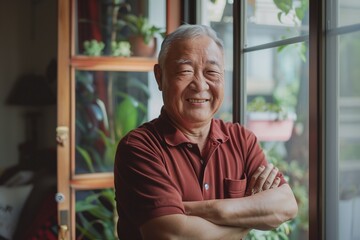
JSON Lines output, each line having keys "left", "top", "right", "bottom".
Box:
{"left": 56, "top": 1, "right": 180, "bottom": 239}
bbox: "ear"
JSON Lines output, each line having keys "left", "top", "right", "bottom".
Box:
{"left": 154, "top": 64, "right": 163, "bottom": 91}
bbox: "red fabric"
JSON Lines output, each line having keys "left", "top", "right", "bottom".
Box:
{"left": 77, "top": 0, "right": 108, "bottom": 128}
{"left": 114, "top": 108, "right": 286, "bottom": 239}
{"left": 22, "top": 192, "right": 57, "bottom": 240}
{"left": 88, "top": 0, "right": 102, "bottom": 40}
{"left": 77, "top": 0, "right": 102, "bottom": 44}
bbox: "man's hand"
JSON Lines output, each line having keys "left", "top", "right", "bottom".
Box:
{"left": 246, "top": 163, "right": 280, "bottom": 196}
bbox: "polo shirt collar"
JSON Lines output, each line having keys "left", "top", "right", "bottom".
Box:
{"left": 157, "top": 108, "right": 229, "bottom": 147}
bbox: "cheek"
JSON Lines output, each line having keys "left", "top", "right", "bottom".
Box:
{"left": 211, "top": 81, "right": 225, "bottom": 98}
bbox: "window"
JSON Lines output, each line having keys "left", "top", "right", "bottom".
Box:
{"left": 326, "top": 0, "right": 360, "bottom": 239}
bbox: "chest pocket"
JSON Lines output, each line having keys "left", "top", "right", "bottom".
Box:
{"left": 224, "top": 175, "right": 247, "bottom": 198}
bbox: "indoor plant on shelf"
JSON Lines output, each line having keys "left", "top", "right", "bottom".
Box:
{"left": 122, "top": 14, "right": 165, "bottom": 57}
{"left": 246, "top": 97, "right": 297, "bottom": 142}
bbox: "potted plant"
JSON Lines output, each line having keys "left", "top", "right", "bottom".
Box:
{"left": 246, "top": 97, "right": 297, "bottom": 141}
{"left": 123, "top": 14, "right": 165, "bottom": 57}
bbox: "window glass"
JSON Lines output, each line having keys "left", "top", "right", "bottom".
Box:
{"left": 200, "top": 0, "right": 233, "bottom": 121}
{"left": 75, "top": 0, "right": 166, "bottom": 57}
{"left": 326, "top": 19, "right": 360, "bottom": 240}
{"left": 243, "top": 0, "right": 309, "bottom": 239}
{"left": 245, "top": 0, "right": 309, "bottom": 47}
{"left": 338, "top": 0, "right": 360, "bottom": 27}
{"left": 244, "top": 2, "right": 309, "bottom": 238}
{"left": 75, "top": 70, "right": 161, "bottom": 174}
{"left": 245, "top": 44, "right": 309, "bottom": 240}
{"left": 76, "top": 188, "right": 116, "bottom": 239}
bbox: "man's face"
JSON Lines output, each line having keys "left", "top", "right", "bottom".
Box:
{"left": 155, "top": 35, "right": 225, "bottom": 128}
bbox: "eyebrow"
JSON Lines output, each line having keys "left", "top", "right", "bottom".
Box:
{"left": 175, "top": 59, "right": 192, "bottom": 64}
{"left": 175, "top": 59, "right": 222, "bottom": 68}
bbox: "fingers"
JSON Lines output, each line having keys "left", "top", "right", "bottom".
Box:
{"left": 246, "top": 165, "right": 265, "bottom": 195}
{"left": 270, "top": 176, "right": 281, "bottom": 189}
{"left": 250, "top": 164, "right": 280, "bottom": 195}
{"left": 252, "top": 163, "right": 274, "bottom": 194}
{"left": 262, "top": 166, "right": 279, "bottom": 190}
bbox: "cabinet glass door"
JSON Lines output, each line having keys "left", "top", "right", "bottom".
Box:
{"left": 75, "top": 70, "right": 161, "bottom": 175}
{"left": 57, "top": 0, "right": 175, "bottom": 239}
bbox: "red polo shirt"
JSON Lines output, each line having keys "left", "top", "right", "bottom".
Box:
{"left": 114, "top": 110, "right": 286, "bottom": 239}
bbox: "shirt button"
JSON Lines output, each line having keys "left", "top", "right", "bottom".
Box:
{"left": 200, "top": 159, "right": 204, "bottom": 164}
{"left": 204, "top": 183, "right": 210, "bottom": 190}
{"left": 187, "top": 143, "right": 193, "bottom": 148}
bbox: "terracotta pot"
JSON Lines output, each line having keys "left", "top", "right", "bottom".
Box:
{"left": 128, "top": 36, "right": 157, "bottom": 57}
{"left": 245, "top": 112, "right": 296, "bottom": 142}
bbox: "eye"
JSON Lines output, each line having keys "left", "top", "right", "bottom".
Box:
{"left": 177, "top": 68, "right": 194, "bottom": 75}
{"left": 207, "top": 70, "right": 219, "bottom": 75}
{"left": 205, "top": 69, "right": 221, "bottom": 77}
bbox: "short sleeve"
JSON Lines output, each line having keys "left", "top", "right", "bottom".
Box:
{"left": 114, "top": 132, "right": 185, "bottom": 227}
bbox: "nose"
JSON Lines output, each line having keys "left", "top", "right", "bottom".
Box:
{"left": 190, "top": 73, "right": 209, "bottom": 91}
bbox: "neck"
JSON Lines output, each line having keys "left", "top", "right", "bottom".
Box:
{"left": 170, "top": 118, "right": 211, "bottom": 152}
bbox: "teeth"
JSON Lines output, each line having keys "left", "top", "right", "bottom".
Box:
{"left": 188, "top": 99, "right": 208, "bottom": 103}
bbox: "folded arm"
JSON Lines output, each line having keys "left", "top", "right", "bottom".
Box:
{"left": 140, "top": 213, "right": 249, "bottom": 240}
{"left": 184, "top": 183, "right": 298, "bottom": 230}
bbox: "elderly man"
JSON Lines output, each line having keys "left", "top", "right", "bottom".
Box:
{"left": 114, "top": 24, "right": 298, "bottom": 240}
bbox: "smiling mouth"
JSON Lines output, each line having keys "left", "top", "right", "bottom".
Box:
{"left": 187, "top": 98, "right": 209, "bottom": 103}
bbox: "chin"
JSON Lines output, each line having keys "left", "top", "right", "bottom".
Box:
{"left": 187, "top": 114, "right": 212, "bottom": 124}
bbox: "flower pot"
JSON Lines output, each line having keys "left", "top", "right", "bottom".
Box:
{"left": 246, "top": 112, "right": 296, "bottom": 141}
{"left": 128, "top": 36, "right": 157, "bottom": 57}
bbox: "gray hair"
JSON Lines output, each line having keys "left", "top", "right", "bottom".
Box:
{"left": 157, "top": 24, "right": 224, "bottom": 67}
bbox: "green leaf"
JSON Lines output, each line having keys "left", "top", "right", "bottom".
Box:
{"left": 278, "top": 232, "right": 289, "bottom": 240}
{"left": 277, "top": 44, "right": 288, "bottom": 53}
{"left": 98, "top": 130, "right": 117, "bottom": 166}
{"left": 126, "top": 77, "right": 151, "bottom": 98}
{"left": 75, "top": 204, "right": 98, "bottom": 212}
{"left": 76, "top": 146, "right": 95, "bottom": 172}
{"left": 124, "top": 14, "right": 164, "bottom": 43}
{"left": 115, "top": 94, "right": 138, "bottom": 137}
{"left": 83, "top": 39, "right": 105, "bottom": 56}
{"left": 277, "top": 12, "right": 283, "bottom": 23}
{"left": 86, "top": 146, "right": 107, "bottom": 171}
{"left": 295, "top": 7, "right": 304, "bottom": 21}
{"left": 76, "top": 213, "right": 103, "bottom": 239}
{"left": 273, "top": 0, "right": 293, "bottom": 14}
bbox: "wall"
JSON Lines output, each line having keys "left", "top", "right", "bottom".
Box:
{"left": 0, "top": 0, "right": 57, "bottom": 169}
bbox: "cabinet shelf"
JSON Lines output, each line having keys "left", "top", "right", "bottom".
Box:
{"left": 71, "top": 173, "right": 114, "bottom": 190}
{"left": 70, "top": 56, "right": 157, "bottom": 72}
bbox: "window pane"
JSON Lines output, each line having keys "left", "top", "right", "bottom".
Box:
{"left": 76, "top": 188, "right": 116, "bottom": 239}
{"left": 328, "top": 30, "right": 360, "bottom": 239}
{"left": 75, "top": 70, "right": 161, "bottom": 174}
{"left": 245, "top": 0, "right": 309, "bottom": 47}
{"left": 75, "top": 0, "right": 166, "bottom": 57}
{"left": 338, "top": 0, "right": 360, "bottom": 27}
{"left": 200, "top": 0, "right": 233, "bottom": 121}
{"left": 326, "top": 0, "right": 360, "bottom": 237}
{"left": 245, "top": 44, "right": 309, "bottom": 239}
